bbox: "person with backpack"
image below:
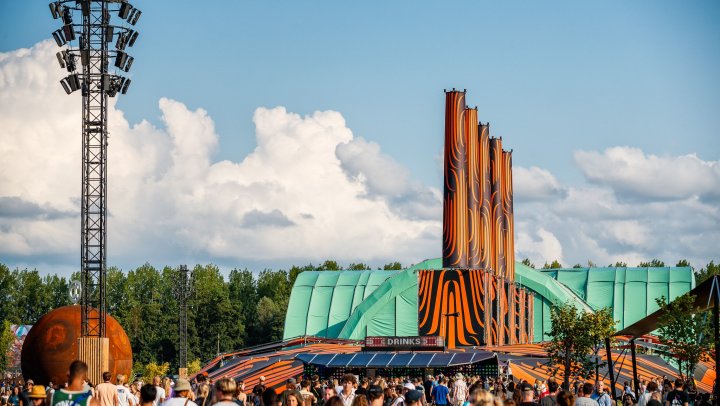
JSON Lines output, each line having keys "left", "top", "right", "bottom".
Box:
{"left": 664, "top": 380, "right": 688, "bottom": 406}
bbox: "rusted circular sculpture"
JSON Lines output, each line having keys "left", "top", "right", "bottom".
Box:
{"left": 21, "top": 305, "right": 132, "bottom": 385}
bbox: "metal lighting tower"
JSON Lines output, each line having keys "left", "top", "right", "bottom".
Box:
{"left": 49, "top": 0, "right": 140, "bottom": 378}
{"left": 173, "top": 265, "right": 193, "bottom": 376}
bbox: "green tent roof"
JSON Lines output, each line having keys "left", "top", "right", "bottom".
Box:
{"left": 282, "top": 260, "right": 695, "bottom": 343}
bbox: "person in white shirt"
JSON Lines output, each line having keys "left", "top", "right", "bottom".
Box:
{"left": 212, "top": 379, "right": 238, "bottom": 406}
{"left": 116, "top": 375, "right": 133, "bottom": 406}
{"left": 152, "top": 377, "right": 166, "bottom": 406}
{"left": 339, "top": 375, "right": 356, "bottom": 406}
{"left": 160, "top": 379, "right": 196, "bottom": 406}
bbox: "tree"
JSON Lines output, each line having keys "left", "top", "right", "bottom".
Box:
{"left": 610, "top": 262, "right": 627, "bottom": 267}
{"left": 0, "top": 321, "right": 15, "bottom": 372}
{"left": 572, "top": 264, "right": 583, "bottom": 269}
{"left": 542, "top": 260, "right": 562, "bottom": 269}
{"left": 695, "top": 261, "right": 720, "bottom": 285}
{"left": 655, "top": 294, "right": 711, "bottom": 379}
{"left": 347, "top": 263, "right": 371, "bottom": 270}
{"left": 318, "top": 260, "right": 341, "bottom": 271}
{"left": 383, "top": 262, "right": 403, "bottom": 270}
{"left": 638, "top": 259, "right": 665, "bottom": 267}
{"left": 545, "top": 303, "right": 615, "bottom": 389}
{"left": 255, "top": 296, "right": 285, "bottom": 342}
{"left": 676, "top": 259, "right": 691, "bottom": 268}
{"left": 520, "top": 258, "right": 535, "bottom": 269}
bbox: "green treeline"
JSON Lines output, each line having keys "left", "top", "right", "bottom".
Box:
{"left": 0, "top": 260, "right": 403, "bottom": 373}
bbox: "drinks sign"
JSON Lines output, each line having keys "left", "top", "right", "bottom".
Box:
{"left": 364, "top": 336, "right": 445, "bottom": 349}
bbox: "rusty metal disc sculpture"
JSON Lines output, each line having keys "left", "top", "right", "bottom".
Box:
{"left": 21, "top": 305, "right": 132, "bottom": 385}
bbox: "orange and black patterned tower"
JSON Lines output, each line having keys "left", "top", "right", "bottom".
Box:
{"left": 422, "top": 89, "right": 532, "bottom": 347}
{"left": 489, "top": 137, "right": 506, "bottom": 277}
{"left": 466, "top": 108, "right": 482, "bottom": 269}
{"left": 502, "top": 150, "right": 515, "bottom": 281}
{"left": 442, "top": 90, "right": 469, "bottom": 268}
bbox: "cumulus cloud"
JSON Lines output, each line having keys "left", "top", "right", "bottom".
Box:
{"left": 513, "top": 166, "right": 566, "bottom": 201}
{"left": 0, "top": 40, "right": 441, "bottom": 271}
{"left": 574, "top": 147, "right": 720, "bottom": 201}
{"left": 0, "top": 40, "right": 717, "bottom": 274}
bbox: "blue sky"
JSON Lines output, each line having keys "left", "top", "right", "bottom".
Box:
{"left": 0, "top": 1, "right": 718, "bottom": 273}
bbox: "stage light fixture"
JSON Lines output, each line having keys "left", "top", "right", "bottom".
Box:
{"left": 60, "top": 74, "right": 80, "bottom": 94}
{"left": 128, "top": 31, "right": 138, "bottom": 47}
{"left": 106, "top": 26, "right": 114, "bottom": 43}
{"left": 115, "top": 32, "right": 127, "bottom": 50}
{"left": 79, "top": 0, "right": 90, "bottom": 17}
{"left": 65, "top": 53, "right": 77, "bottom": 72}
{"left": 81, "top": 50, "right": 90, "bottom": 67}
{"left": 62, "top": 7, "right": 72, "bottom": 25}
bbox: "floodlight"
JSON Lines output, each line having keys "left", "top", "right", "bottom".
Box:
{"left": 79, "top": 0, "right": 90, "bottom": 17}
{"left": 63, "top": 24, "right": 76, "bottom": 42}
{"left": 121, "top": 78, "right": 131, "bottom": 94}
{"left": 56, "top": 51, "right": 66, "bottom": 69}
{"left": 52, "top": 29, "right": 66, "bottom": 47}
{"left": 123, "top": 56, "right": 134, "bottom": 72}
{"left": 115, "top": 32, "right": 127, "bottom": 50}
{"left": 106, "top": 26, "right": 114, "bottom": 43}
{"left": 49, "top": 3, "right": 59, "bottom": 19}
{"left": 128, "top": 31, "right": 138, "bottom": 47}
{"left": 62, "top": 7, "right": 72, "bottom": 25}
{"left": 118, "top": 2, "right": 132, "bottom": 19}
{"left": 60, "top": 74, "right": 80, "bottom": 94}
{"left": 129, "top": 9, "right": 141, "bottom": 25}
{"left": 65, "top": 53, "right": 76, "bottom": 72}
{"left": 114, "top": 51, "right": 127, "bottom": 69}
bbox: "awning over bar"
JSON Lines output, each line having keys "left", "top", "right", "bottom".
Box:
{"left": 296, "top": 350, "right": 497, "bottom": 368}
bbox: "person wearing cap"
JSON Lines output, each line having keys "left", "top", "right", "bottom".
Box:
{"left": 19, "top": 380, "right": 34, "bottom": 406}
{"left": 366, "top": 386, "right": 383, "bottom": 406}
{"left": 159, "top": 379, "right": 196, "bottom": 406}
{"left": 28, "top": 384, "right": 46, "bottom": 406}
{"left": 404, "top": 391, "right": 422, "bottom": 406}
{"left": 518, "top": 383, "right": 539, "bottom": 406}
{"left": 280, "top": 379, "right": 303, "bottom": 406}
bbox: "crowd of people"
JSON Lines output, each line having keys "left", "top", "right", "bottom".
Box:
{"left": 0, "top": 361, "right": 708, "bottom": 406}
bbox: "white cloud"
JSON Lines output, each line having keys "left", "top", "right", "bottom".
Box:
{"left": 574, "top": 147, "right": 720, "bottom": 201}
{"left": 513, "top": 166, "right": 566, "bottom": 201}
{"left": 0, "top": 40, "right": 440, "bottom": 271}
{"left": 515, "top": 228, "right": 565, "bottom": 267}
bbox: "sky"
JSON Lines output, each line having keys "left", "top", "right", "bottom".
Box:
{"left": 0, "top": 1, "right": 718, "bottom": 275}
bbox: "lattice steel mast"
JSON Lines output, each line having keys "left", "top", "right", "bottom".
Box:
{"left": 173, "top": 265, "right": 193, "bottom": 371}
{"left": 49, "top": 0, "right": 141, "bottom": 340}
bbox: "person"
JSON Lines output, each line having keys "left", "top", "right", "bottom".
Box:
{"left": 664, "top": 380, "right": 688, "bottom": 406}
{"left": 235, "top": 381, "right": 247, "bottom": 406}
{"left": 20, "top": 380, "right": 35, "bottom": 406}
{"left": 116, "top": 375, "right": 133, "bottom": 406}
{"left": 299, "top": 381, "right": 316, "bottom": 406}
{"left": 322, "top": 389, "right": 337, "bottom": 406}
{"left": 95, "top": 372, "right": 119, "bottom": 406}
{"left": 355, "top": 380, "right": 368, "bottom": 398}
{"left": 590, "top": 382, "right": 610, "bottom": 406}
{"left": 638, "top": 382, "right": 658, "bottom": 406}
{"left": 10, "top": 387, "right": 20, "bottom": 406}
{"left": 556, "top": 391, "right": 574, "bottom": 406}
{"left": 214, "top": 379, "right": 238, "bottom": 406}
{"left": 403, "top": 391, "right": 422, "bottom": 406}
{"left": 338, "top": 376, "right": 355, "bottom": 406}
{"left": 49, "top": 360, "right": 97, "bottom": 406}
{"left": 252, "top": 379, "right": 266, "bottom": 406}
{"left": 451, "top": 375, "right": 467, "bottom": 406}
{"left": 160, "top": 379, "right": 196, "bottom": 406}
{"left": 573, "top": 383, "right": 597, "bottom": 406}
{"left": 623, "top": 394, "right": 635, "bottom": 406}
{"left": 540, "top": 381, "right": 559, "bottom": 406}
{"left": 162, "top": 380, "right": 172, "bottom": 404}
{"left": 194, "top": 385, "right": 209, "bottom": 406}
{"left": 323, "top": 398, "right": 343, "bottom": 406}
{"left": 350, "top": 396, "right": 367, "bottom": 406}
{"left": 518, "top": 383, "right": 538, "bottom": 406}
{"left": 367, "top": 386, "right": 383, "bottom": 406}
{"left": 152, "top": 378, "right": 166, "bottom": 406}
{"left": 431, "top": 379, "right": 449, "bottom": 406}
{"left": 311, "top": 379, "right": 322, "bottom": 406}
{"left": 140, "top": 386, "right": 157, "bottom": 406}
{"left": 280, "top": 380, "right": 302, "bottom": 406}
{"left": 28, "top": 385, "right": 46, "bottom": 406}
{"left": 261, "top": 388, "right": 276, "bottom": 406}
